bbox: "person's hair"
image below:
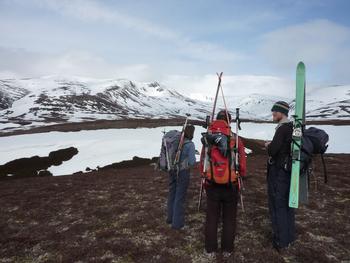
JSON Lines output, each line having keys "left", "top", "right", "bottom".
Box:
{"left": 216, "top": 110, "right": 232, "bottom": 122}
{"left": 184, "top": 124, "right": 195, "bottom": 140}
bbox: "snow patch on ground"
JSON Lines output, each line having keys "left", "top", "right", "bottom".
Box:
{"left": 0, "top": 124, "right": 348, "bottom": 176}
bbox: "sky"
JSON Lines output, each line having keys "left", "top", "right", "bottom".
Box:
{"left": 0, "top": 0, "right": 349, "bottom": 98}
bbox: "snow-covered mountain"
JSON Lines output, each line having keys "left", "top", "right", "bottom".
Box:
{"left": 220, "top": 94, "right": 290, "bottom": 120}
{"left": 303, "top": 85, "right": 350, "bottom": 119}
{"left": 0, "top": 79, "right": 30, "bottom": 110}
{"left": 0, "top": 76, "right": 209, "bottom": 129}
{"left": 0, "top": 76, "right": 349, "bottom": 132}
{"left": 207, "top": 85, "right": 350, "bottom": 120}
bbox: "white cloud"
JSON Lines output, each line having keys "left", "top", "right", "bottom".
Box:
{"left": 196, "top": 10, "right": 283, "bottom": 33}
{"left": 31, "top": 0, "right": 177, "bottom": 39}
{"left": 162, "top": 74, "right": 294, "bottom": 99}
{"left": 1, "top": 2, "right": 348, "bottom": 87}
{"left": 26, "top": 0, "right": 241, "bottom": 62}
{"left": 259, "top": 19, "right": 350, "bottom": 82}
{"left": 0, "top": 70, "right": 19, "bottom": 79}
{"left": 0, "top": 46, "right": 295, "bottom": 99}
{"left": 0, "top": 0, "right": 247, "bottom": 80}
{"left": 0, "top": 47, "right": 155, "bottom": 81}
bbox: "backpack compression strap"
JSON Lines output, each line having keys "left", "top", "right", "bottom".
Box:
{"left": 207, "top": 144, "right": 215, "bottom": 183}
{"left": 228, "top": 135, "right": 232, "bottom": 185}
{"left": 321, "top": 154, "right": 328, "bottom": 184}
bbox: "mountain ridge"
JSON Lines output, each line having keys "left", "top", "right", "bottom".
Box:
{"left": 0, "top": 76, "right": 349, "bottom": 132}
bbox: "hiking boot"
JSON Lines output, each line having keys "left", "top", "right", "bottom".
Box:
{"left": 171, "top": 225, "right": 189, "bottom": 231}
{"left": 222, "top": 252, "right": 234, "bottom": 262}
{"left": 202, "top": 251, "right": 216, "bottom": 262}
{"left": 273, "top": 243, "right": 291, "bottom": 254}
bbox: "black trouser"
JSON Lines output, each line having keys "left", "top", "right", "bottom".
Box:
{"left": 205, "top": 183, "right": 238, "bottom": 253}
{"left": 267, "top": 163, "right": 295, "bottom": 248}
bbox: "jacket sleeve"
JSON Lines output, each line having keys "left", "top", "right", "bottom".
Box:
{"left": 267, "top": 126, "right": 285, "bottom": 157}
{"left": 238, "top": 137, "right": 247, "bottom": 177}
{"left": 187, "top": 142, "right": 196, "bottom": 167}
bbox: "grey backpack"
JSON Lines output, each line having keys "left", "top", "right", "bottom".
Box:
{"left": 159, "top": 130, "right": 181, "bottom": 171}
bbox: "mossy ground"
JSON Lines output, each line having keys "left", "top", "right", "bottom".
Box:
{"left": 0, "top": 154, "right": 349, "bottom": 262}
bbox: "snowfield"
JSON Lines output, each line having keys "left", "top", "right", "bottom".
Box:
{"left": 0, "top": 123, "right": 348, "bottom": 176}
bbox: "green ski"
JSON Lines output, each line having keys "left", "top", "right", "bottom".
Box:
{"left": 289, "top": 62, "right": 306, "bottom": 208}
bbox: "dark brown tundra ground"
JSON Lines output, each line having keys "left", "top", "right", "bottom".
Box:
{"left": 0, "top": 154, "right": 349, "bottom": 262}
{"left": 1, "top": 118, "right": 350, "bottom": 138}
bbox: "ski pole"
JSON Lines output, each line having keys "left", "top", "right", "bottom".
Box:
{"left": 235, "top": 108, "right": 245, "bottom": 212}
{"left": 202, "top": 135, "right": 209, "bottom": 173}
{"left": 197, "top": 177, "right": 205, "bottom": 211}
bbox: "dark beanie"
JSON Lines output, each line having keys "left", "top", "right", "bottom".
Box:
{"left": 184, "top": 124, "right": 195, "bottom": 140}
{"left": 271, "top": 101, "right": 290, "bottom": 116}
{"left": 216, "top": 110, "right": 232, "bottom": 122}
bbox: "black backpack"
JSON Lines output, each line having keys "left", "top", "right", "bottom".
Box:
{"left": 299, "top": 127, "right": 329, "bottom": 183}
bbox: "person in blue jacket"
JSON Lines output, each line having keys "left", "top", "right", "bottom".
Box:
{"left": 166, "top": 124, "right": 196, "bottom": 230}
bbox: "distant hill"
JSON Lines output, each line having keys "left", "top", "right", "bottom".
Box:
{"left": 0, "top": 76, "right": 349, "bottom": 132}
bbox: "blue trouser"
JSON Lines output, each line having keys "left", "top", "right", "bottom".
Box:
{"left": 267, "top": 164, "right": 295, "bottom": 248}
{"left": 166, "top": 169, "right": 190, "bottom": 229}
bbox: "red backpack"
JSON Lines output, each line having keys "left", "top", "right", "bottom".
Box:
{"left": 200, "top": 120, "right": 237, "bottom": 184}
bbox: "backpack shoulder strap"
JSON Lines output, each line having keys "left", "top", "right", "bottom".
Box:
{"left": 183, "top": 140, "right": 191, "bottom": 146}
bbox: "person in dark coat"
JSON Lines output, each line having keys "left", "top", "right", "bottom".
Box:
{"left": 265, "top": 101, "right": 295, "bottom": 251}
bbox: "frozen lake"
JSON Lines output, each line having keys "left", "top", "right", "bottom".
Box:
{"left": 0, "top": 123, "right": 349, "bottom": 175}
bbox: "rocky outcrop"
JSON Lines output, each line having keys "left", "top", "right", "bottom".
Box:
{"left": 0, "top": 147, "right": 78, "bottom": 179}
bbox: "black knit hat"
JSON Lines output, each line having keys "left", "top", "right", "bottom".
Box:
{"left": 271, "top": 101, "right": 290, "bottom": 116}
{"left": 216, "top": 110, "right": 232, "bottom": 122}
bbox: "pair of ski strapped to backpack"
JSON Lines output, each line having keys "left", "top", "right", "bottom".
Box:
{"left": 159, "top": 113, "right": 191, "bottom": 175}
{"left": 197, "top": 72, "right": 245, "bottom": 212}
{"left": 289, "top": 62, "right": 329, "bottom": 208}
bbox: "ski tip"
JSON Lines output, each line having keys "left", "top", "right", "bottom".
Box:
{"left": 297, "top": 61, "right": 305, "bottom": 69}
{"left": 216, "top": 72, "right": 223, "bottom": 78}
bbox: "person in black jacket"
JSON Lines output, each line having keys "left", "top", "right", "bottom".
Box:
{"left": 265, "top": 101, "right": 295, "bottom": 251}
